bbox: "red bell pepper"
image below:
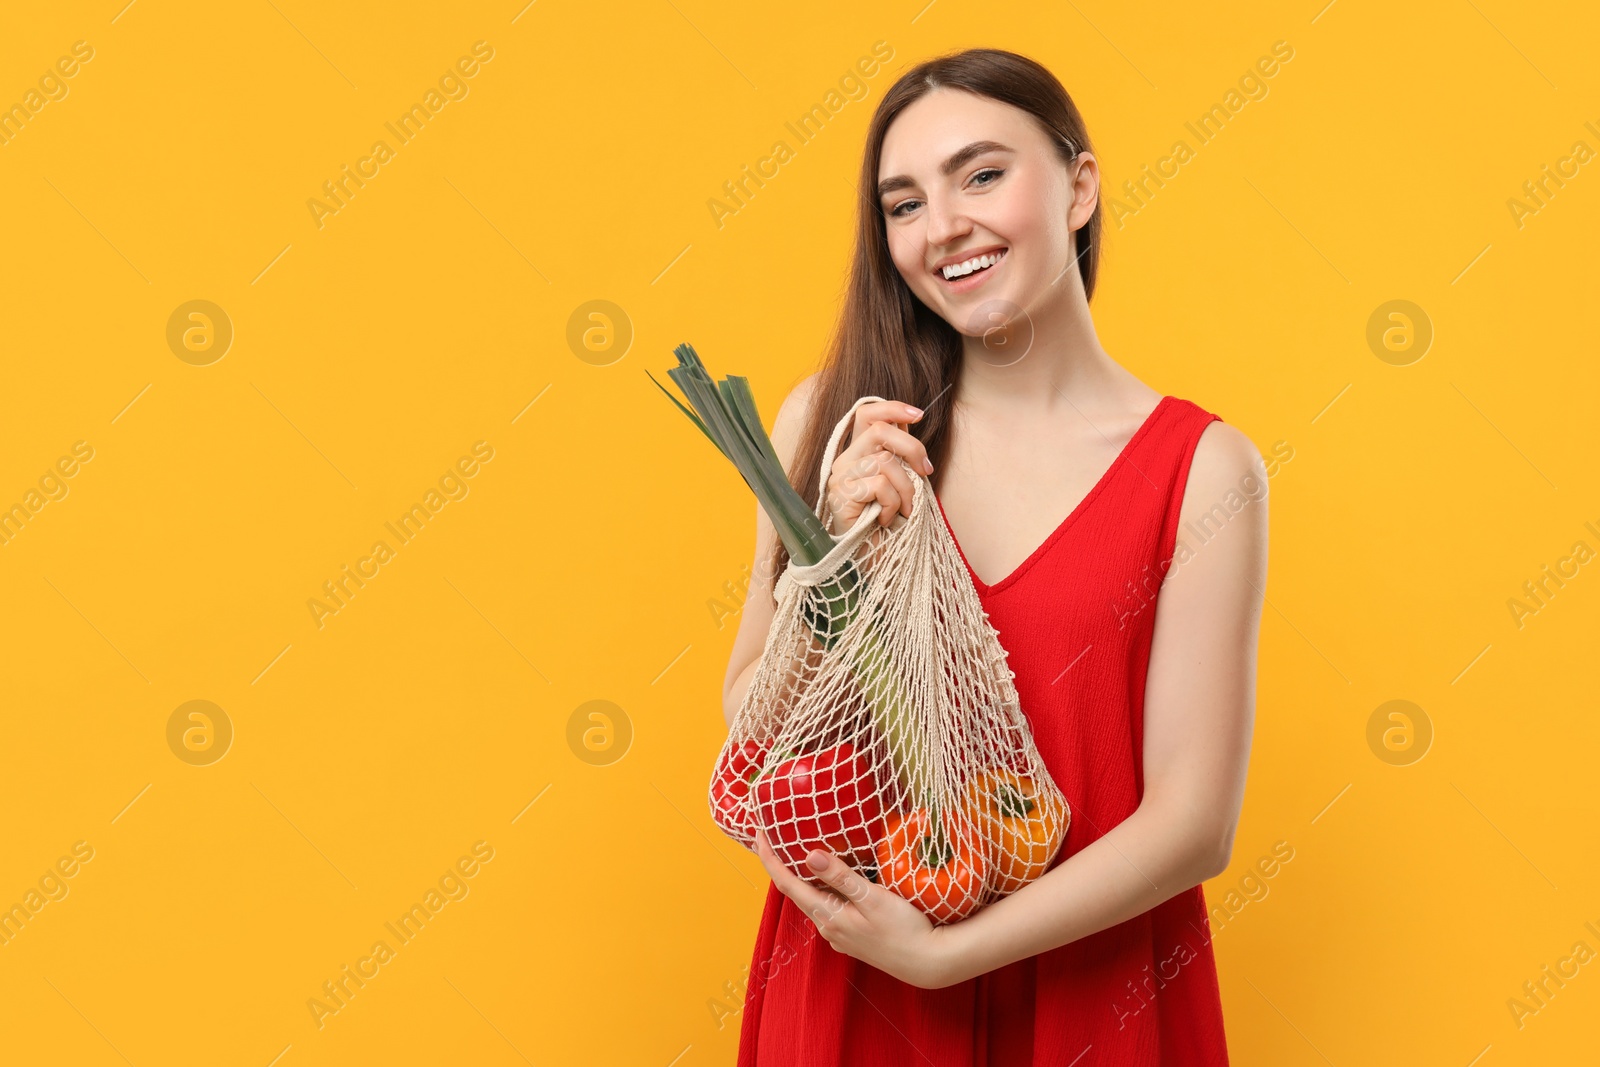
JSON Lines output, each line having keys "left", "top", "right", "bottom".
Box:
{"left": 753, "top": 741, "right": 884, "bottom": 870}
{"left": 710, "top": 740, "right": 769, "bottom": 845}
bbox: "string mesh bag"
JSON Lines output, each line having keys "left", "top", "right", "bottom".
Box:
{"left": 709, "top": 395, "right": 1071, "bottom": 924}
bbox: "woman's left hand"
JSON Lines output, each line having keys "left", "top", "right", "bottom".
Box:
{"left": 753, "top": 826, "right": 966, "bottom": 989}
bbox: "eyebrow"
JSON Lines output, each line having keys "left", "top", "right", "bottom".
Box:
{"left": 877, "top": 140, "right": 1014, "bottom": 199}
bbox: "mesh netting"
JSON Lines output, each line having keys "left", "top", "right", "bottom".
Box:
{"left": 710, "top": 395, "right": 1070, "bottom": 925}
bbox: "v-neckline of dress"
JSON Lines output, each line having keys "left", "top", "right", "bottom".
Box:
{"left": 933, "top": 395, "right": 1173, "bottom": 597}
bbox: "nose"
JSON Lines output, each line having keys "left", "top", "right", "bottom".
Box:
{"left": 923, "top": 192, "right": 973, "bottom": 255}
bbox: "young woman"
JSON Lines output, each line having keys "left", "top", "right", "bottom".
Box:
{"left": 720, "top": 48, "right": 1266, "bottom": 1065}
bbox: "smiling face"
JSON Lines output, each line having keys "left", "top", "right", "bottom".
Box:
{"left": 876, "top": 88, "right": 1094, "bottom": 335}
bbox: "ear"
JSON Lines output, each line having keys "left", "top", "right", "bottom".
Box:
{"left": 1067, "top": 152, "right": 1100, "bottom": 241}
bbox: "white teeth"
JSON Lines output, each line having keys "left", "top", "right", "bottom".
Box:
{"left": 940, "top": 251, "right": 1004, "bottom": 280}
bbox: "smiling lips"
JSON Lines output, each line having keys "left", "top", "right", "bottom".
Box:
{"left": 935, "top": 247, "right": 1008, "bottom": 291}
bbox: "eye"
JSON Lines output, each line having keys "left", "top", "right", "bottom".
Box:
{"left": 969, "top": 167, "right": 1004, "bottom": 187}
{"left": 888, "top": 198, "right": 922, "bottom": 218}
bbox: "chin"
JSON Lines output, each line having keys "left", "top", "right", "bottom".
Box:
{"left": 951, "top": 286, "right": 1031, "bottom": 337}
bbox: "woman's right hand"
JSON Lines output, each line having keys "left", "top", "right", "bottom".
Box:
{"left": 825, "top": 401, "right": 935, "bottom": 536}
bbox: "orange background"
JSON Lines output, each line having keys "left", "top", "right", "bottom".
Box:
{"left": 1, "top": 1, "right": 1597, "bottom": 1063}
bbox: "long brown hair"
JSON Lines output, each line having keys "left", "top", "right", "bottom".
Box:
{"left": 770, "top": 47, "right": 1103, "bottom": 579}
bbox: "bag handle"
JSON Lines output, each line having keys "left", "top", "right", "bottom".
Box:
{"left": 816, "top": 394, "right": 889, "bottom": 503}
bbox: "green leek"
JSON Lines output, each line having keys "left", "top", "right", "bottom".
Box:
{"left": 649, "top": 343, "right": 919, "bottom": 800}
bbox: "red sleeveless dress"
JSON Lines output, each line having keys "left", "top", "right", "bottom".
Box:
{"left": 736, "top": 395, "right": 1230, "bottom": 1066}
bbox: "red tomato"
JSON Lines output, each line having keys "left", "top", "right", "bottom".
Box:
{"left": 875, "top": 807, "right": 988, "bottom": 924}
{"left": 753, "top": 742, "right": 884, "bottom": 870}
{"left": 709, "top": 740, "right": 768, "bottom": 844}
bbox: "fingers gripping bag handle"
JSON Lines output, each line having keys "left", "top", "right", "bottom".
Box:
{"left": 771, "top": 395, "right": 925, "bottom": 602}
{"left": 709, "top": 392, "right": 1070, "bottom": 925}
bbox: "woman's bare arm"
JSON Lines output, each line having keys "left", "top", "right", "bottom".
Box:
{"left": 935, "top": 420, "right": 1268, "bottom": 981}
{"left": 721, "top": 373, "right": 820, "bottom": 730}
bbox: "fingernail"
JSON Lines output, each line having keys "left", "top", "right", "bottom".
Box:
{"left": 924, "top": 459, "right": 935, "bottom": 474}
{"left": 905, "top": 405, "right": 923, "bottom": 417}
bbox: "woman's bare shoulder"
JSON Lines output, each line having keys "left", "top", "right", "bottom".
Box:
{"left": 1188, "top": 418, "right": 1264, "bottom": 485}
{"left": 1179, "top": 417, "right": 1269, "bottom": 555}
{"left": 772, "top": 371, "right": 822, "bottom": 470}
